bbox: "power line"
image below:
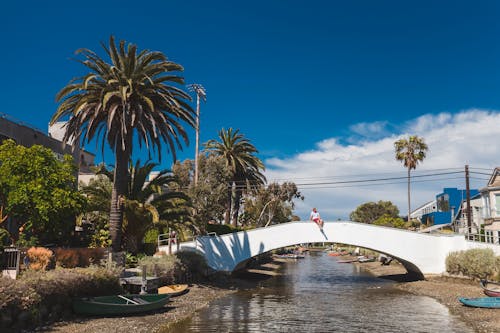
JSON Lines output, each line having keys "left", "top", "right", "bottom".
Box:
{"left": 268, "top": 167, "right": 466, "bottom": 182}
{"left": 293, "top": 176, "right": 468, "bottom": 190}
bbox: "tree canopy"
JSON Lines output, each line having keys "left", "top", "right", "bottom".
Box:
{"left": 349, "top": 200, "right": 399, "bottom": 224}
{"left": 0, "top": 139, "right": 86, "bottom": 245}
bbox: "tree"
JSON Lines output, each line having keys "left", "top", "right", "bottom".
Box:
{"left": 204, "top": 128, "right": 266, "bottom": 227}
{"left": 242, "top": 182, "right": 304, "bottom": 227}
{"left": 0, "top": 139, "right": 86, "bottom": 245}
{"left": 394, "top": 135, "right": 428, "bottom": 222}
{"left": 349, "top": 200, "right": 399, "bottom": 224}
{"left": 79, "top": 173, "right": 113, "bottom": 247}
{"left": 51, "top": 36, "right": 195, "bottom": 252}
{"left": 81, "top": 160, "right": 191, "bottom": 253}
{"left": 373, "top": 214, "right": 406, "bottom": 229}
{"left": 172, "top": 154, "right": 231, "bottom": 231}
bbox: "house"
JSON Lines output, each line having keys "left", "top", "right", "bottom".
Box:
{"left": 420, "top": 187, "right": 479, "bottom": 226}
{"left": 48, "top": 121, "right": 96, "bottom": 184}
{"left": 479, "top": 167, "right": 500, "bottom": 244}
{"left": 454, "top": 192, "right": 482, "bottom": 234}
{"left": 410, "top": 200, "right": 436, "bottom": 220}
{"left": 0, "top": 114, "right": 95, "bottom": 183}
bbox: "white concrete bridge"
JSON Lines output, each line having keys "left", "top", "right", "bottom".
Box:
{"left": 160, "top": 221, "right": 500, "bottom": 279}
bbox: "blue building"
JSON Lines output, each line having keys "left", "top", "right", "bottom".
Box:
{"left": 421, "top": 188, "right": 479, "bottom": 226}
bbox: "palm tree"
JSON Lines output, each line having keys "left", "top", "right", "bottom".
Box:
{"left": 81, "top": 161, "right": 191, "bottom": 253}
{"left": 204, "top": 128, "right": 266, "bottom": 227}
{"left": 51, "top": 36, "right": 194, "bottom": 252}
{"left": 394, "top": 135, "right": 428, "bottom": 222}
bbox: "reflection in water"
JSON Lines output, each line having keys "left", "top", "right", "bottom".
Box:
{"left": 165, "top": 252, "right": 473, "bottom": 333}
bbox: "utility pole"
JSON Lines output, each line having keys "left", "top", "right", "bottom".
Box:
{"left": 187, "top": 84, "right": 206, "bottom": 186}
{"left": 465, "top": 165, "right": 472, "bottom": 236}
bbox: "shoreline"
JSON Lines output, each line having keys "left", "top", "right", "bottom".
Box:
{"left": 43, "top": 257, "right": 499, "bottom": 333}
{"left": 353, "top": 260, "right": 500, "bottom": 333}
{"left": 43, "top": 284, "right": 235, "bottom": 333}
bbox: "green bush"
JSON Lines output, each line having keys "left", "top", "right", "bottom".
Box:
{"left": 176, "top": 251, "right": 208, "bottom": 281}
{"left": 143, "top": 229, "right": 159, "bottom": 255}
{"left": 462, "top": 248, "right": 497, "bottom": 279}
{"left": 446, "top": 248, "right": 499, "bottom": 279}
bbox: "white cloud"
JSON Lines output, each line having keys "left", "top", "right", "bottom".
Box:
{"left": 348, "top": 121, "right": 391, "bottom": 141}
{"left": 264, "top": 109, "right": 500, "bottom": 221}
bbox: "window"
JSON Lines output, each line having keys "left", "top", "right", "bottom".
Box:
{"left": 495, "top": 194, "right": 500, "bottom": 216}
{"left": 437, "top": 194, "right": 450, "bottom": 212}
{"left": 483, "top": 195, "right": 491, "bottom": 218}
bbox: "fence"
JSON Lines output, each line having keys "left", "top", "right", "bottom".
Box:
{"left": 1, "top": 247, "right": 21, "bottom": 278}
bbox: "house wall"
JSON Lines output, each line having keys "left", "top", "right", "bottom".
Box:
{"left": 0, "top": 116, "right": 77, "bottom": 160}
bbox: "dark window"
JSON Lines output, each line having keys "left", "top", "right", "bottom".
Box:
{"left": 437, "top": 194, "right": 450, "bottom": 212}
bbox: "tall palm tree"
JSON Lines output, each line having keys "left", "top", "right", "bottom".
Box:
{"left": 204, "top": 128, "right": 266, "bottom": 227}
{"left": 51, "top": 36, "right": 194, "bottom": 252}
{"left": 394, "top": 135, "right": 428, "bottom": 222}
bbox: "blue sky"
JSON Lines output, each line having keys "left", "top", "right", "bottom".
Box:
{"left": 2, "top": 1, "right": 500, "bottom": 219}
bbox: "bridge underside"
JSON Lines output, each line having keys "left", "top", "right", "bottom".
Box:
{"left": 230, "top": 243, "right": 425, "bottom": 280}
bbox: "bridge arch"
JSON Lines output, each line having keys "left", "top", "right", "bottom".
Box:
{"left": 167, "top": 221, "right": 500, "bottom": 279}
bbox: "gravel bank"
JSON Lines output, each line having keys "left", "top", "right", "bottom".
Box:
{"left": 41, "top": 284, "right": 234, "bottom": 333}
{"left": 355, "top": 260, "right": 500, "bottom": 333}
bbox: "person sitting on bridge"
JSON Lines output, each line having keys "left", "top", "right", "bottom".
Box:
{"left": 310, "top": 207, "right": 324, "bottom": 230}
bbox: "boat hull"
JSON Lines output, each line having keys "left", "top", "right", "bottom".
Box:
{"left": 480, "top": 280, "right": 500, "bottom": 297}
{"left": 458, "top": 297, "right": 500, "bottom": 308}
{"left": 72, "top": 294, "right": 170, "bottom": 316}
{"left": 158, "top": 284, "right": 189, "bottom": 297}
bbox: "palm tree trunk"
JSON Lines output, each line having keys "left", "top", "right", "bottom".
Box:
{"left": 109, "top": 144, "right": 130, "bottom": 252}
{"left": 232, "top": 188, "right": 242, "bottom": 227}
{"left": 224, "top": 183, "right": 232, "bottom": 225}
{"left": 407, "top": 167, "right": 411, "bottom": 222}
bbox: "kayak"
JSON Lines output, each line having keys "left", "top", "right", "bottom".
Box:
{"left": 72, "top": 293, "right": 170, "bottom": 316}
{"left": 158, "top": 284, "right": 189, "bottom": 297}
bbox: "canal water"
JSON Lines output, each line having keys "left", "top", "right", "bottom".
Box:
{"left": 166, "top": 252, "right": 473, "bottom": 333}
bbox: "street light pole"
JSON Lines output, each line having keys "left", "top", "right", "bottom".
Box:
{"left": 187, "top": 84, "right": 206, "bottom": 186}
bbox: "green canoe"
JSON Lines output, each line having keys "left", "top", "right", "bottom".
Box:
{"left": 72, "top": 294, "right": 170, "bottom": 316}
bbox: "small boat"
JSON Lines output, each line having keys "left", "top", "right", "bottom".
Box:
{"left": 458, "top": 297, "right": 500, "bottom": 308}
{"left": 480, "top": 280, "right": 500, "bottom": 297}
{"left": 358, "top": 257, "right": 376, "bottom": 263}
{"left": 273, "top": 253, "right": 305, "bottom": 259}
{"left": 72, "top": 294, "right": 170, "bottom": 316}
{"left": 337, "top": 259, "right": 358, "bottom": 263}
{"left": 158, "top": 284, "right": 189, "bottom": 297}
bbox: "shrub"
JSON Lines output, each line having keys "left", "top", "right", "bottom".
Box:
{"left": 0, "top": 276, "right": 40, "bottom": 311}
{"left": 446, "top": 248, "right": 499, "bottom": 280}
{"left": 26, "top": 247, "right": 53, "bottom": 271}
{"left": 54, "top": 248, "right": 105, "bottom": 268}
{"left": 462, "top": 248, "right": 496, "bottom": 279}
{"left": 0, "top": 266, "right": 122, "bottom": 330}
{"left": 176, "top": 250, "right": 208, "bottom": 281}
{"left": 137, "top": 255, "right": 180, "bottom": 284}
{"left": 445, "top": 250, "right": 463, "bottom": 275}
